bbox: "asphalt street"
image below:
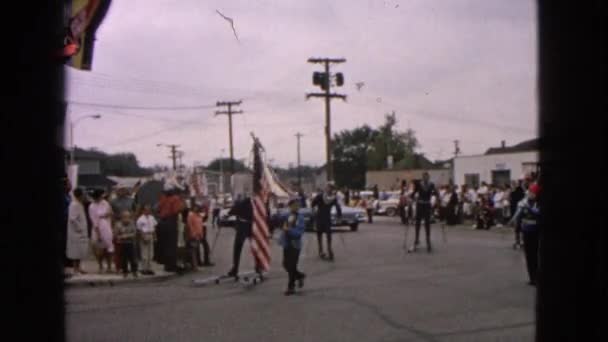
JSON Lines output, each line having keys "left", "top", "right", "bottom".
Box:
{"left": 66, "top": 217, "right": 535, "bottom": 342}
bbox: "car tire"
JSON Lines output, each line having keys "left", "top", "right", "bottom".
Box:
{"left": 350, "top": 223, "right": 359, "bottom": 232}
{"left": 386, "top": 207, "right": 397, "bottom": 217}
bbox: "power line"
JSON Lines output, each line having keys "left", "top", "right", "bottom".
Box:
{"left": 67, "top": 100, "right": 217, "bottom": 111}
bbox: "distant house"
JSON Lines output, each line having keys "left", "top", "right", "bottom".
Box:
{"left": 73, "top": 148, "right": 116, "bottom": 191}
{"left": 453, "top": 138, "right": 540, "bottom": 188}
{"left": 365, "top": 154, "right": 453, "bottom": 190}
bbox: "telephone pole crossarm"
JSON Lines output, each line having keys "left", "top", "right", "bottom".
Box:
{"left": 306, "top": 93, "right": 347, "bottom": 101}
{"left": 307, "top": 58, "right": 347, "bottom": 64}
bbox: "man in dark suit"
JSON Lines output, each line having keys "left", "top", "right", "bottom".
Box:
{"left": 311, "top": 182, "right": 342, "bottom": 261}
{"left": 409, "top": 172, "right": 439, "bottom": 253}
{"left": 226, "top": 196, "right": 253, "bottom": 277}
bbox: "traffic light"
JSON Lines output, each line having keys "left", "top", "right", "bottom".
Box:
{"left": 335, "top": 72, "right": 344, "bottom": 86}
{"left": 313, "top": 72, "right": 329, "bottom": 90}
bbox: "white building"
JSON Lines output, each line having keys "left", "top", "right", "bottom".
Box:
{"left": 453, "top": 139, "right": 540, "bottom": 188}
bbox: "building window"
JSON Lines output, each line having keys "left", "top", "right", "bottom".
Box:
{"left": 491, "top": 170, "right": 511, "bottom": 187}
{"left": 464, "top": 174, "right": 479, "bottom": 188}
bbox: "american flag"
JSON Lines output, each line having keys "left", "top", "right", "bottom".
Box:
{"left": 250, "top": 137, "right": 272, "bottom": 272}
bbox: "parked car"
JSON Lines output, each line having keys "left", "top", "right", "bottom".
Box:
{"left": 376, "top": 194, "right": 400, "bottom": 217}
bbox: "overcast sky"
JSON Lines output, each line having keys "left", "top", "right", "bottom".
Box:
{"left": 66, "top": 0, "right": 537, "bottom": 168}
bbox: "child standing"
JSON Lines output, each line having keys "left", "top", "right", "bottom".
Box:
{"left": 136, "top": 205, "right": 157, "bottom": 275}
{"left": 186, "top": 204, "right": 204, "bottom": 271}
{"left": 115, "top": 210, "right": 138, "bottom": 278}
{"left": 280, "top": 199, "right": 307, "bottom": 296}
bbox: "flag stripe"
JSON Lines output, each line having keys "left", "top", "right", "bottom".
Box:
{"left": 250, "top": 138, "right": 272, "bottom": 272}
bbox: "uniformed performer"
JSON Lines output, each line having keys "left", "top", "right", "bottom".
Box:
{"left": 311, "top": 182, "right": 342, "bottom": 261}
{"left": 225, "top": 196, "right": 253, "bottom": 277}
{"left": 508, "top": 183, "right": 540, "bottom": 286}
{"left": 409, "top": 172, "right": 439, "bottom": 253}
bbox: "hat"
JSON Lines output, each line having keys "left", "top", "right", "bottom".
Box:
{"left": 529, "top": 183, "right": 540, "bottom": 195}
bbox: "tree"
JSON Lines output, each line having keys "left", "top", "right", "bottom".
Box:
{"left": 367, "top": 112, "right": 419, "bottom": 170}
{"left": 332, "top": 124, "right": 378, "bottom": 189}
{"left": 331, "top": 112, "right": 420, "bottom": 189}
{"left": 206, "top": 158, "right": 248, "bottom": 173}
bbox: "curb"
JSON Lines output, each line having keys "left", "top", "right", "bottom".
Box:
{"left": 65, "top": 272, "right": 181, "bottom": 288}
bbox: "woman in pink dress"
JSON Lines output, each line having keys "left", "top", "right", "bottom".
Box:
{"left": 88, "top": 189, "right": 115, "bottom": 273}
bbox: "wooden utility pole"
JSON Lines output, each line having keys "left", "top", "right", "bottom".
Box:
{"left": 215, "top": 100, "right": 243, "bottom": 175}
{"left": 306, "top": 58, "right": 347, "bottom": 182}
{"left": 157, "top": 144, "right": 180, "bottom": 171}
{"left": 295, "top": 132, "right": 303, "bottom": 188}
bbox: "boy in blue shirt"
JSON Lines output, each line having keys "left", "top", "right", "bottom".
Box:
{"left": 280, "top": 199, "right": 307, "bottom": 296}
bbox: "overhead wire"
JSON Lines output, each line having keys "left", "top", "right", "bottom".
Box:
{"left": 67, "top": 100, "right": 217, "bottom": 111}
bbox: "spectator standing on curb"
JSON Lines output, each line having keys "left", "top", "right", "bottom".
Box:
{"left": 493, "top": 185, "right": 505, "bottom": 227}
{"left": 186, "top": 203, "right": 204, "bottom": 271}
{"left": 66, "top": 188, "right": 89, "bottom": 275}
{"left": 111, "top": 185, "right": 136, "bottom": 274}
{"left": 197, "top": 203, "right": 214, "bottom": 267}
{"left": 88, "top": 189, "right": 114, "bottom": 273}
{"left": 446, "top": 185, "right": 460, "bottom": 226}
{"left": 157, "top": 184, "right": 185, "bottom": 273}
{"left": 136, "top": 205, "right": 157, "bottom": 275}
{"left": 115, "top": 211, "right": 138, "bottom": 278}
{"left": 61, "top": 176, "right": 73, "bottom": 277}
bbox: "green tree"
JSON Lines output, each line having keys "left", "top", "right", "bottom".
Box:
{"left": 206, "top": 158, "right": 248, "bottom": 173}
{"left": 332, "top": 124, "right": 378, "bottom": 189}
{"left": 367, "top": 112, "right": 419, "bottom": 170}
{"left": 331, "top": 112, "right": 420, "bottom": 189}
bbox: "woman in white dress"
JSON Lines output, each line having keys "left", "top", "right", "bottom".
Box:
{"left": 66, "top": 188, "right": 90, "bottom": 274}
{"left": 88, "top": 189, "right": 115, "bottom": 273}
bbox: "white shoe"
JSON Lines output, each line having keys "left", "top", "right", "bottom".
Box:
{"left": 496, "top": 224, "right": 504, "bottom": 228}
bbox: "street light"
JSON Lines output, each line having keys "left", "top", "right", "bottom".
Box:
{"left": 70, "top": 114, "right": 101, "bottom": 164}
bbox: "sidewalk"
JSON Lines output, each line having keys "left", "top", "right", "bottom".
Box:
{"left": 64, "top": 258, "right": 202, "bottom": 288}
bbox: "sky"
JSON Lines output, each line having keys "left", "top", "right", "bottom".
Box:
{"left": 66, "top": 0, "right": 538, "bottom": 168}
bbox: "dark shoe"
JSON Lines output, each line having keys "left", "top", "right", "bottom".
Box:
{"left": 284, "top": 289, "right": 296, "bottom": 296}
{"left": 328, "top": 252, "right": 334, "bottom": 261}
{"left": 227, "top": 270, "right": 237, "bottom": 277}
{"left": 319, "top": 252, "right": 327, "bottom": 260}
{"left": 148, "top": 270, "right": 156, "bottom": 276}
{"left": 427, "top": 244, "right": 433, "bottom": 253}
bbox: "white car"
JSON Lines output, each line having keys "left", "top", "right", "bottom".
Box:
{"left": 376, "top": 194, "right": 400, "bottom": 216}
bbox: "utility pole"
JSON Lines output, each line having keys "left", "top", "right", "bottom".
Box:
{"left": 215, "top": 100, "right": 243, "bottom": 176}
{"left": 157, "top": 144, "right": 180, "bottom": 170}
{"left": 295, "top": 132, "right": 303, "bottom": 188}
{"left": 453, "top": 140, "right": 461, "bottom": 157}
{"left": 306, "top": 57, "right": 347, "bottom": 182}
